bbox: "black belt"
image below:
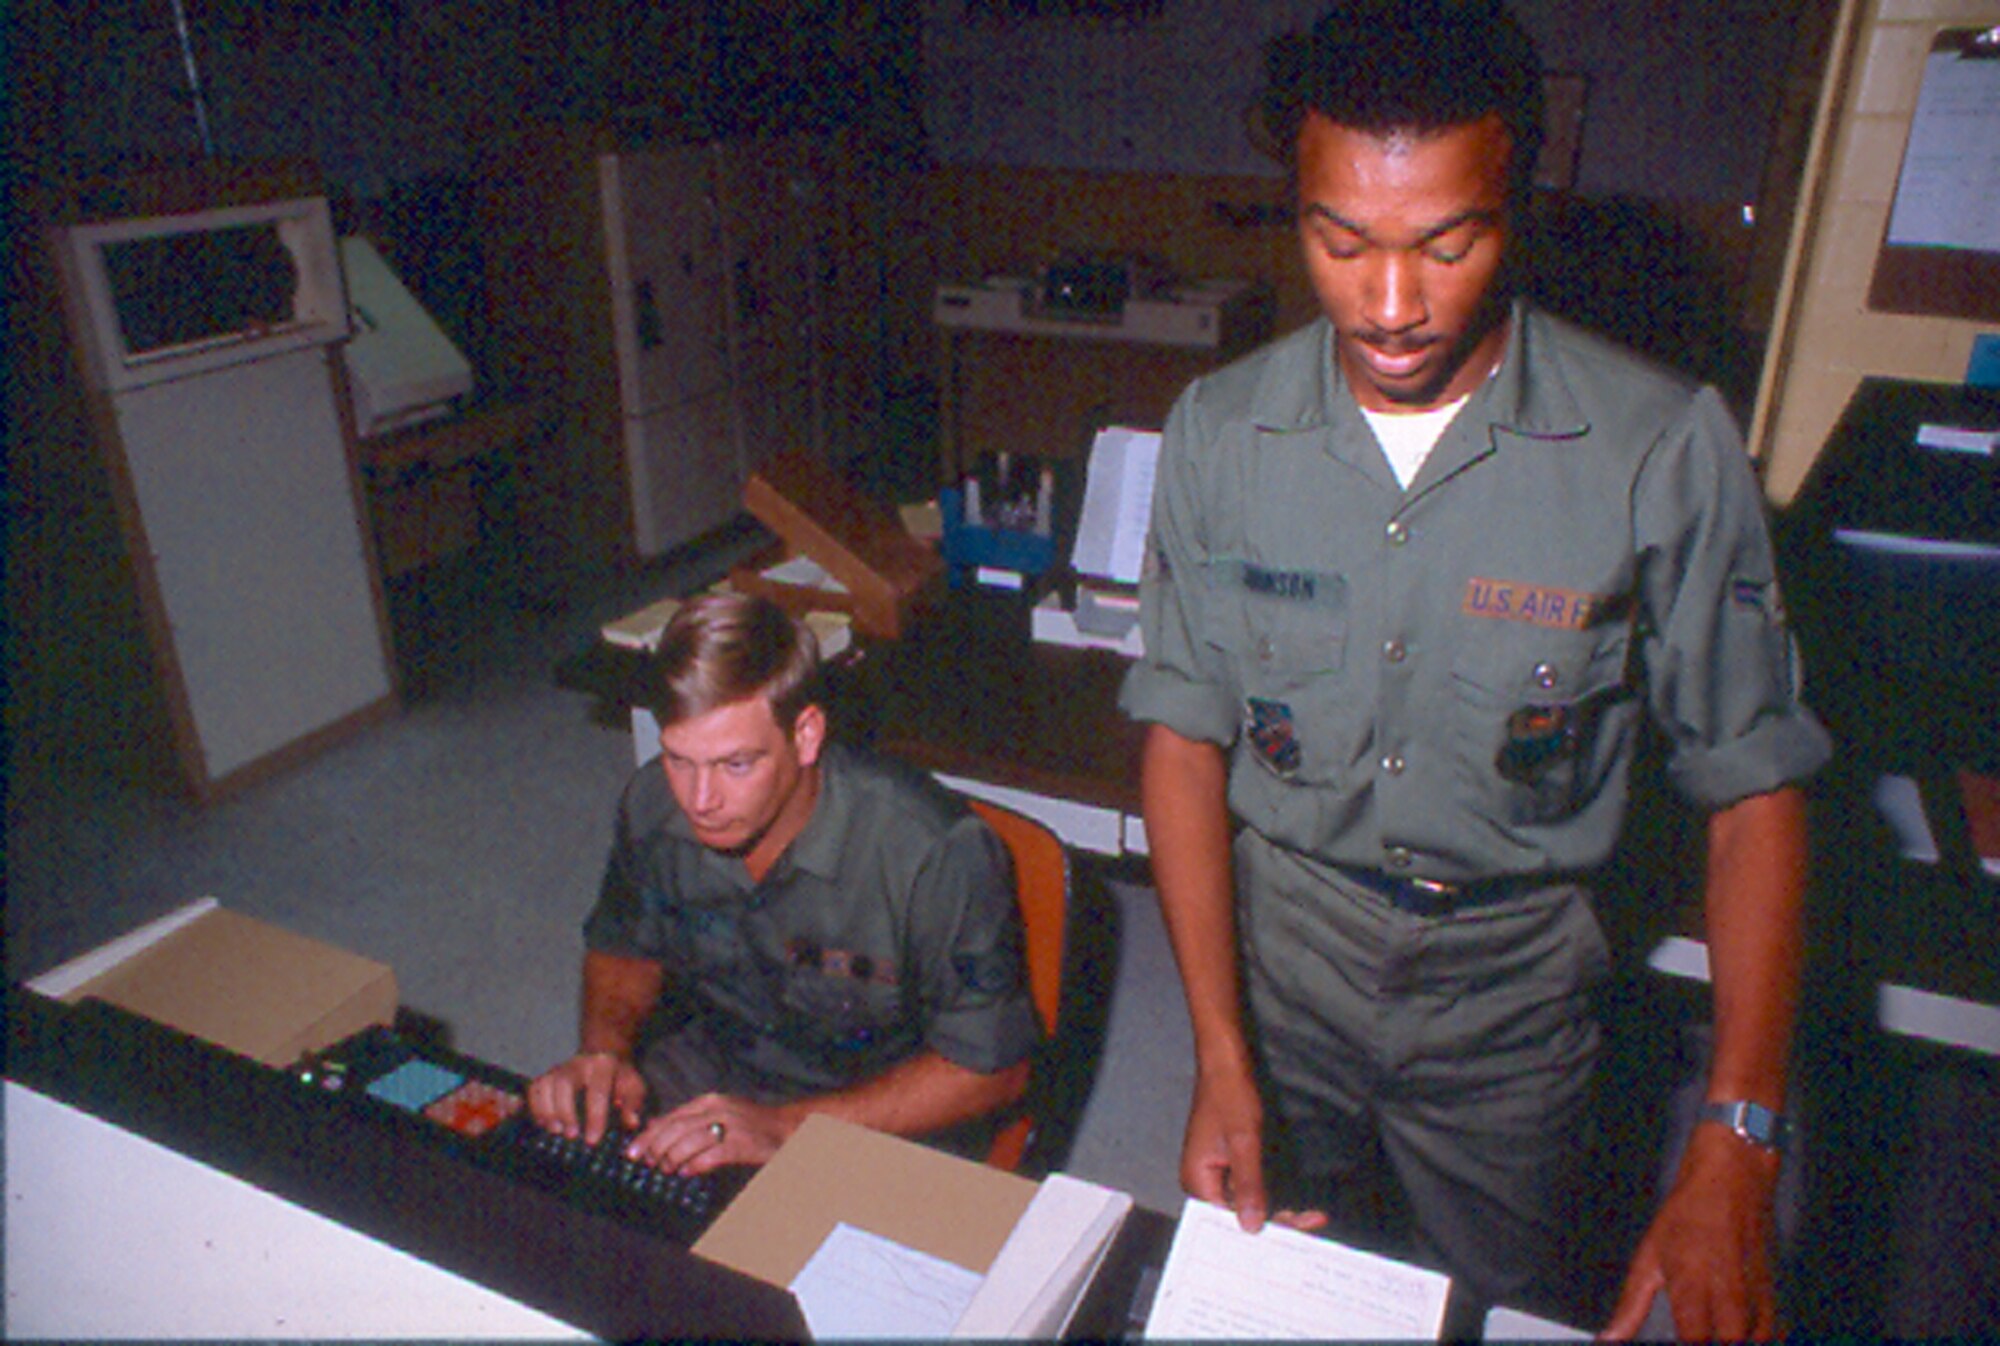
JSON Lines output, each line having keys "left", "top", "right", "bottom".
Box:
{"left": 1334, "top": 866, "right": 1578, "bottom": 917}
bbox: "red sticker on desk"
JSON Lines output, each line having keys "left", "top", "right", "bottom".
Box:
{"left": 422, "top": 1080, "right": 522, "bottom": 1137}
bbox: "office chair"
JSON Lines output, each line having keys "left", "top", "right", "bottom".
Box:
{"left": 966, "top": 797, "right": 1115, "bottom": 1178}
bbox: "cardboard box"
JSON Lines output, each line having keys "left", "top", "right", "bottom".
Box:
{"left": 694, "top": 1115, "right": 1131, "bottom": 1340}
{"left": 695, "top": 1114, "right": 1035, "bottom": 1286}
{"left": 29, "top": 899, "right": 398, "bottom": 1067}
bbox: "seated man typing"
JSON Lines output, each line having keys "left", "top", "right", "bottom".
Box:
{"left": 528, "top": 591, "right": 1036, "bottom": 1173}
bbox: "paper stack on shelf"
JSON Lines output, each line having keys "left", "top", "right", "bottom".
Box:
{"left": 600, "top": 592, "right": 698, "bottom": 650}
{"left": 1032, "top": 593, "right": 1145, "bottom": 656}
{"left": 734, "top": 449, "right": 943, "bottom": 639}
{"left": 1033, "top": 425, "right": 1161, "bottom": 656}
{"left": 600, "top": 585, "right": 853, "bottom": 658}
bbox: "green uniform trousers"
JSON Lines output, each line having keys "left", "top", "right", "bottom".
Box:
{"left": 1238, "top": 829, "right": 1609, "bottom": 1316}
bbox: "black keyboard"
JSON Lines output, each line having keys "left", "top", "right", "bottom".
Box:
{"left": 495, "top": 1117, "right": 738, "bottom": 1239}
{"left": 295, "top": 1025, "right": 746, "bottom": 1246}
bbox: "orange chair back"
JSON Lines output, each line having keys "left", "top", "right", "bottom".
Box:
{"left": 967, "top": 798, "right": 1070, "bottom": 1169}
{"left": 968, "top": 798, "right": 1067, "bottom": 1037}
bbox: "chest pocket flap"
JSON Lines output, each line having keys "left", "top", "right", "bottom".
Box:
{"left": 1208, "top": 560, "right": 1349, "bottom": 682}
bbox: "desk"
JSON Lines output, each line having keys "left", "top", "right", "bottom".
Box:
{"left": 5, "top": 1079, "right": 585, "bottom": 1340}
{"left": 849, "top": 598, "right": 1148, "bottom": 857}
{"left": 4, "top": 990, "right": 805, "bottom": 1341}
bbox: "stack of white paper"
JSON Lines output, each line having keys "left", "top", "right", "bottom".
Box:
{"left": 785, "top": 1173, "right": 1132, "bottom": 1341}
{"left": 1070, "top": 427, "right": 1161, "bottom": 585}
{"left": 1144, "top": 1199, "right": 1451, "bottom": 1341}
{"left": 952, "top": 1174, "right": 1133, "bottom": 1339}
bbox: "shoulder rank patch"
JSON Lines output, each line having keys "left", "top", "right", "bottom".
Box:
{"left": 1462, "top": 577, "right": 1607, "bottom": 630}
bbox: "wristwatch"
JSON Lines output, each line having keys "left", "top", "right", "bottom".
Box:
{"left": 1700, "top": 1099, "right": 1789, "bottom": 1152}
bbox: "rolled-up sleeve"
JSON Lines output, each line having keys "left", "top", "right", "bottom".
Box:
{"left": 910, "top": 817, "right": 1040, "bottom": 1075}
{"left": 1635, "top": 387, "right": 1832, "bottom": 808}
{"left": 1120, "top": 386, "right": 1244, "bottom": 748}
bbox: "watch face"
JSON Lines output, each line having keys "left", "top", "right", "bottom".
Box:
{"left": 1705, "top": 1100, "right": 1786, "bottom": 1150}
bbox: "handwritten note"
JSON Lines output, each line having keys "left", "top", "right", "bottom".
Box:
{"left": 789, "top": 1222, "right": 980, "bottom": 1340}
{"left": 1143, "top": 1198, "right": 1450, "bottom": 1341}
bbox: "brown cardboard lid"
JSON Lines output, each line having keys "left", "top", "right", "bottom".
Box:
{"left": 694, "top": 1114, "right": 1036, "bottom": 1287}
{"left": 66, "top": 906, "right": 397, "bottom": 1066}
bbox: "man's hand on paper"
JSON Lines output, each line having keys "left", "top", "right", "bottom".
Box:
{"left": 1270, "top": 1207, "right": 1331, "bottom": 1233}
{"left": 1601, "top": 1125, "right": 1782, "bottom": 1340}
{"left": 526, "top": 1051, "right": 647, "bottom": 1146}
{"left": 623, "top": 1092, "right": 792, "bottom": 1175}
{"left": 1182, "top": 1060, "right": 1277, "bottom": 1231}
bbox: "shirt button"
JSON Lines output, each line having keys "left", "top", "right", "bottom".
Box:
{"left": 1381, "top": 754, "right": 1406, "bottom": 776}
{"left": 1382, "top": 639, "right": 1406, "bottom": 663}
{"left": 1385, "top": 846, "right": 1413, "bottom": 869}
{"left": 1534, "top": 662, "right": 1560, "bottom": 689}
{"left": 1385, "top": 520, "right": 1408, "bottom": 546}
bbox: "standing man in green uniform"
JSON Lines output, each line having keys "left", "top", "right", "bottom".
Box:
{"left": 1118, "top": 1, "right": 1830, "bottom": 1336}
{"left": 529, "top": 592, "right": 1036, "bottom": 1174}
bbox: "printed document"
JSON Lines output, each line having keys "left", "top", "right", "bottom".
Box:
{"left": 1885, "top": 46, "right": 2000, "bottom": 252}
{"left": 1144, "top": 1198, "right": 1451, "bottom": 1340}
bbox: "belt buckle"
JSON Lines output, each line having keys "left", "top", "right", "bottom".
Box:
{"left": 1399, "top": 875, "right": 1459, "bottom": 916}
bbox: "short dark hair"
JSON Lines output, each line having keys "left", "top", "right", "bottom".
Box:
{"left": 640, "top": 591, "right": 821, "bottom": 731}
{"left": 1253, "top": 0, "right": 1544, "bottom": 199}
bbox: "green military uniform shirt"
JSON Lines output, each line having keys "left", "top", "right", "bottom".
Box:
{"left": 1120, "top": 303, "right": 1831, "bottom": 883}
{"left": 583, "top": 743, "right": 1039, "bottom": 1101}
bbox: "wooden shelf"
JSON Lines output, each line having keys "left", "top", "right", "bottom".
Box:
{"left": 357, "top": 396, "right": 556, "bottom": 577}
{"left": 356, "top": 396, "right": 553, "bottom": 483}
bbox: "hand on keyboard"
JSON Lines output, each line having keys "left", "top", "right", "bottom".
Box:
{"left": 525, "top": 1051, "right": 648, "bottom": 1147}
{"left": 621, "top": 1092, "right": 795, "bottom": 1176}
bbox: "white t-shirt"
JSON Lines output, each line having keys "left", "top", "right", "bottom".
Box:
{"left": 1361, "top": 392, "right": 1471, "bottom": 489}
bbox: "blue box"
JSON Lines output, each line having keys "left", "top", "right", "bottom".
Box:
{"left": 1967, "top": 333, "right": 2000, "bottom": 390}
{"left": 939, "top": 487, "right": 1057, "bottom": 589}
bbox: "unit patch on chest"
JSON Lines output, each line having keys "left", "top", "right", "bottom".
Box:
{"left": 1462, "top": 577, "right": 1608, "bottom": 630}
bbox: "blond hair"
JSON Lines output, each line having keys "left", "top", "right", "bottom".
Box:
{"left": 643, "top": 591, "right": 820, "bottom": 730}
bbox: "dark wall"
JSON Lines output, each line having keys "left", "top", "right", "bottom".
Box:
{"left": 12, "top": 1, "right": 1815, "bottom": 206}
{"left": 918, "top": 0, "right": 1817, "bottom": 202}
{"left": 5, "top": 1, "right": 913, "bottom": 194}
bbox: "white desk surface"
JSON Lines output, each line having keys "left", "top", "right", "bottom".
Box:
{"left": 3, "top": 1081, "right": 587, "bottom": 1341}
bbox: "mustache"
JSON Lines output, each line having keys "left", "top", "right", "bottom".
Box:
{"left": 1353, "top": 330, "right": 1437, "bottom": 354}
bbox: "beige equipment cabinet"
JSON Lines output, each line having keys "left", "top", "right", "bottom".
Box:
{"left": 51, "top": 184, "right": 399, "bottom": 801}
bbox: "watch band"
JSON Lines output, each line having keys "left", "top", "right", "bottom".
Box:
{"left": 1700, "top": 1099, "right": 1788, "bottom": 1151}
